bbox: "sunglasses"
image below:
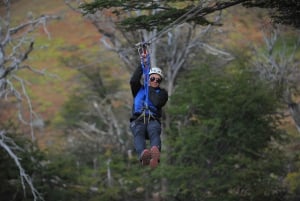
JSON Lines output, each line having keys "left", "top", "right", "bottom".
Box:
{"left": 150, "top": 77, "right": 162, "bottom": 83}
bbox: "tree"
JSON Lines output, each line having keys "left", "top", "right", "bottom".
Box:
{"left": 79, "top": 0, "right": 245, "bottom": 30}
{"left": 0, "top": 121, "right": 48, "bottom": 201}
{"left": 80, "top": 0, "right": 300, "bottom": 30}
{"left": 57, "top": 60, "right": 151, "bottom": 200}
{"left": 251, "top": 27, "right": 300, "bottom": 132}
{"left": 60, "top": 63, "right": 132, "bottom": 155}
{"left": 251, "top": 26, "right": 300, "bottom": 201}
{"left": 0, "top": 130, "right": 44, "bottom": 201}
{"left": 254, "top": 27, "right": 300, "bottom": 132}
{"left": 1, "top": 1, "right": 59, "bottom": 138}
{"left": 0, "top": 1, "right": 59, "bottom": 200}
{"left": 244, "top": 0, "right": 300, "bottom": 29}
{"left": 165, "top": 59, "right": 288, "bottom": 201}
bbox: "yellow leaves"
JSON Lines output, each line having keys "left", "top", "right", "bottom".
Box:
{"left": 285, "top": 172, "right": 300, "bottom": 192}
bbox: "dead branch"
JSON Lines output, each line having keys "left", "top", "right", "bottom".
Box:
{"left": 0, "top": 130, "right": 44, "bottom": 201}
{"left": 253, "top": 27, "right": 300, "bottom": 131}
{"left": 0, "top": 0, "right": 60, "bottom": 137}
{"left": 0, "top": 1, "right": 60, "bottom": 200}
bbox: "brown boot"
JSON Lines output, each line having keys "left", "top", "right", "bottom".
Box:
{"left": 150, "top": 146, "right": 160, "bottom": 169}
{"left": 140, "top": 149, "right": 151, "bottom": 166}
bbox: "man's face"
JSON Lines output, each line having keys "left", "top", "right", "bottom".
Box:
{"left": 149, "top": 74, "right": 162, "bottom": 88}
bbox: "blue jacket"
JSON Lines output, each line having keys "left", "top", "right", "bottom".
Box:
{"left": 130, "top": 66, "right": 168, "bottom": 121}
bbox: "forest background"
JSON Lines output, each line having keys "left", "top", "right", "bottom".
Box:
{"left": 1, "top": 0, "right": 300, "bottom": 201}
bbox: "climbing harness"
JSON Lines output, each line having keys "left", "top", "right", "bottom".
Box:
{"left": 136, "top": 42, "right": 155, "bottom": 123}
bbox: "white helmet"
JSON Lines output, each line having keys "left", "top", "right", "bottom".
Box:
{"left": 149, "top": 67, "right": 164, "bottom": 78}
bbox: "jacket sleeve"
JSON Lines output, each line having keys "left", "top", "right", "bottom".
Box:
{"left": 130, "top": 65, "right": 143, "bottom": 97}
{"left": 149, "top": 87, "right": 168, "bottom": 108}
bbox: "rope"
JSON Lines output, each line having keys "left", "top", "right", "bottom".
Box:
{"left": 137, "top": 42, "right": 152, "bottom": 122}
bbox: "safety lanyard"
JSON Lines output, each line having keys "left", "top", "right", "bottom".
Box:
{"left": 137, "top": 42, "right": 152, "bottom": 119}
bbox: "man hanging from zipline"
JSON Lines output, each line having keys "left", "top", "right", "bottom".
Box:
{"left": 129, "top": 42, "right": 168, "bottom": 169}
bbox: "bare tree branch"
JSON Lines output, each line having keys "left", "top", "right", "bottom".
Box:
{"left": 0, "top": 0, "right": 60, "bottom": 137}
{"left": 0, "top": 131, "right": 44, "bottom": 201}
{"left": 253, "top": 27, "right": 300, "bottom": 131}
{"left": 0, "top": 1, "right": 61, "bottom": 200}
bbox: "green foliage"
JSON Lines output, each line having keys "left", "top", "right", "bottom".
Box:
{"left": 80, "top": 0, "right": 216, "bottom": 31}
{"left": 166, "top": 62, "right": 288, "bottom": 201}
{"left": 59, "top": 92, "right": 88, "bottom": 127}
{"left": 80, "top": 0, "right": 300, "bottom": 31}
{"left": 283, "top": 136, "right": 300, "bottom": 200}
{"left": 80, "top": 0, "right": 168, "bottom": 14}
{"left": 0, "top": 124, "right": 85, "bottom": 201}
{"left": 58, "top": 64, "right": 121, "bottom": 129}
{"left": 243, "top": 0, "right": 300, "bottom": 28}
{"left": 0, "top": 126, "right": 151, "bottom": 201}
{"left": 43, "top": 145, "right": 157, "bottom": 201}
{"left": 120, "top": 7, "right": 211, "bottom": 31}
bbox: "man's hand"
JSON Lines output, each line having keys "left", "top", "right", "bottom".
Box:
{"left": 141, "top": 52, "right": 148, "bottom": 63}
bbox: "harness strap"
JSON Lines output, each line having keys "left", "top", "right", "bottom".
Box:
{"left": 136, "top": 111, "right": 157, "bottom": 124}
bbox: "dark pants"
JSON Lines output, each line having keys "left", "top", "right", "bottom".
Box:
{"left": 130, "top": 120, "right": 161, "bottom": 159}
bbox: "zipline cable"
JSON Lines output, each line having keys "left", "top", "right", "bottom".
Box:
{"left": 141, "top": 0, "right": 246, "bottom": 45}
{"left": 71, "top": 2, "right": 211, "bottom": 70}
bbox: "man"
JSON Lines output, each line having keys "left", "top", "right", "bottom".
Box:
{"left": 129, "top": 63, "right": 168, "bottom": 168}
